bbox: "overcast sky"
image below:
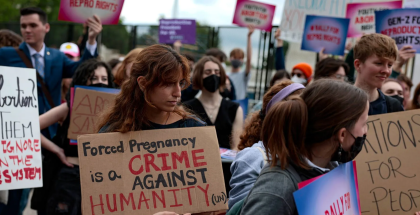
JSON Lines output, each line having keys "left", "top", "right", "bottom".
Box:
{"left": 120, "top": 0, "right": 285, "bottom": 26}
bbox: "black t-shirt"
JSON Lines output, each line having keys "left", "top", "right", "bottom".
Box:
{"left": 369, "top": 89, "right": 404, "bottom": 115}
{"left": 183, "top": 98, "right": 239, "bottom": 149}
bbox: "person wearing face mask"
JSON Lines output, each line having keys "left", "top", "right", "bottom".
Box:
{"left": 30, "top": 59, "right": 114, "bottom": 214}
{"left": 291, "top": 62, "right": 313, "bottom": 86}
{"left": 227, "top": 25, "right": 255, "bottom": 100}
{"left": 184, "top": 56, "right": 244, "bottom": 151}
{"left": 314, "top": 57, "right": 350, "bottom": 82}
{"left": 238, "top": 79, "right": 369, "bottom": 215}
{"left": 381, "top": 79, "right": 405, "bottom": 106}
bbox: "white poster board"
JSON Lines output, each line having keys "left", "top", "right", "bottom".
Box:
{"left": 404, "top": 0, "right": 420, "bottom": 8}
{"left": 0, "top": 66, "right": 42, "bottom": 190}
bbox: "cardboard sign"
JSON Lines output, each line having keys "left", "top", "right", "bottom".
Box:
{"left": 58, "top": 0, "right": 125, "bottom": 25}
{"left": 346, "top": 1, "right": 403, "bottom": 38}
{"left": 280, "top": 0, "right": 354, "bottom": 43}
{"left": 355, "top": 109, "right": 420, "bottom": 214}
{"left": 232, "top": 0, "right": 276, "bottom": 31}
{"left": 301, "top": 15, "right": 350, "bottom": 55}
{"left": 68, "top": 88, "right": 117, "bottom": 140}
{"left": 376, "top": 8, "right": 420, "bottom": 53}
{"left": 159, "top": 19, "right": 196, "bottom": 45}
{"left": 404, "top": 0, "right": 420, "bottom": 8}
{"left": 0, "top": 66, "right": 42, "bottom": 190}
{"left": 77, "top": 126, "right": 227, "bottom": 214}
{"left": 294, "top": 161, "right": 361, "bottom": 215}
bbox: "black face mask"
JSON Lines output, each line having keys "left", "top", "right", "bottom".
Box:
{"left": 390, "top": 95, "right": 404, "bottom": 106}
{"left": 203, "top": 74, "right": 220, "bottom": 93}
{"left": 331, "top": 134, "right": 366, "bottom": 163}
{"left": 230, "top": 59, "right": 243, "bottom": 69}
{"left": 89, "top": 83, "right": 110, "bottom": 88}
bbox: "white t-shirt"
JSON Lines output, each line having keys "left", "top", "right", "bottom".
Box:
{"left": 228, "top": 69, "right": 251, "bottom": 100}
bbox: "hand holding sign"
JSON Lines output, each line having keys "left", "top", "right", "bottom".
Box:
{"left": 394, "top": 45, "right": 416, "bottom": 72}
{"left": 86, "top": 15, "right": 103, "bottom": 45}
{"left": 275, "top": 28, "right": 284, "bottom": 47}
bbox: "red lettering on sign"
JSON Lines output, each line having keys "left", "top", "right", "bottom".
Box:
{"left": 90, "top": 195, "right": 105, "bottom": 215}
{"left": 198, "top": 184, "right": 210, "bottom": 206}
{"left": 192, "top": 149, "right": 207, "bottom": 167}
{"left": 171, "top": 151, "right": 190, "bottom": 169}
{"left": 144, "top": 154, "right": 161, "bottom": 173}
{"left": 120, "top": 193, "right": 136, "bottom": 211}
{"left": 128, "top": 155, "right": 144, "bottom": 175}
{"left": 152, "top": 190, "right": 166, "bottom": 209}
{"left": 106, "top": 194, "right": 117, "bottom": 212}
{"left": 137, "top": 191, "right": 150, "bottom": 210}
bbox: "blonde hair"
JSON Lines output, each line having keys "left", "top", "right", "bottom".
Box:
{"left": 354, "top": 33, "right": 398, "bottom": 63}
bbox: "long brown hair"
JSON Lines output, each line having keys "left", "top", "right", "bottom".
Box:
{"left": 192, "top": 56, "right": 226, "bottom": 90}
{"left": 263, "top": 79, "right": 368, "bottom": 169}
{"left": 114, "top": 48, "right": 143, "bottom": 86}
{"left": 238, "top": 80, "right": 303, "bottom": 150}
{"left": 97, "top": 44, "right": 193, "bottom": 133}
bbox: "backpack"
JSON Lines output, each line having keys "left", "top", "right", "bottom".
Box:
{"left": 226, "top": 164, "right": 302, "bottom": 215}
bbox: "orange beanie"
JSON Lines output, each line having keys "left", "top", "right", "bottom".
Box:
{"left": 292, "top": 63, "right": 313, "bottom": 82}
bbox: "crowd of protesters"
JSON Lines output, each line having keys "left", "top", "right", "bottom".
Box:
{"left": 1, "top": 6, "right": 420, "bottom": 215}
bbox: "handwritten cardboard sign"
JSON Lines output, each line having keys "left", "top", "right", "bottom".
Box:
{"left": 58, "top": 0, "right": 125, "bottom": 25}
{"left": 159, "top": 19, "right": 196, "bottom": 45}
{"left": 68, "top": 88, "right": 117, "bottom": 140}
{"left": 376, "top": 8, "right": 420, "bottom": 53}
{"left": 346, "top": 1, "right": 403, "bottom": 38}
{"left": 0, "top": 66, "right": 42, "bottom": 190}
{"left": 355, "top": 109, "right": 420, "bottom": 214}
{"left": 294, "top": 161, "right": 361, "bottom": 215}
{"left": 77, "top": 126, "right": 227, "bottom": 214}
{"left": 232, "top": 0, "right": 276, "bottom": 31}
{"left": 301, "top": 15, "right": 350, "bottom": 55}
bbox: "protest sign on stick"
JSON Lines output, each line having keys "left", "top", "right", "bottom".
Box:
{"left": 0, "top": 66, "right": 42, "bottom": 190}
{"left": 294, "top": 161, "right": 361, "bottom": 215}
{"left": 346, "top": 1, "right": 403, "bottom": 38}
{"left": 355, "top": 109, "right": 420, "bottom": 214}
{"left": 58, "top": 0, "right": 125, "bottom": 25}
{"left": 376, "top": 8, "right": 420, "bottom": 53}
{"left": 301, "top": 15, "right": 350, "bottom": 55}
{"left": 232, "top": 0, "right": 276, "bottom": 31}
{"left": 280, "top": 0, "right": 353, "bottom": 43}
{"left": 159, "top": 19, "right": 196, "bottom": 45}
{"left": 77, "top": 126, "right": 228, "bottom": 214}
{"left": 67, "top": 88, "right": 117, "bottom": 140}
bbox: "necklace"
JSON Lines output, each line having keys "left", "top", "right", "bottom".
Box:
{"left": 164, "top": 112, "right": 170, "bottom": 125}
{"left": 202, "top": 104, "right": 219, "bottom": 119}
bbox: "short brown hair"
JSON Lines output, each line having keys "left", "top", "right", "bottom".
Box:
{"left": 0, "top": 30, "right": 23, "bottom": 48}
{"left": 263, "top": 79, "right": 368, "bottom": 169}
{"left": 397, "top": 74, "right": 413, "bottom": 90}
{"left": 205, "top": 48, "right": 227, "bottom": 62}
{"left": 114, "top": 48, "right": 143, "bottom": 86}
{"left": 314, "top": 58, "right": 349, "bottom": 80}
{"left": 230, "top": 48, "right": 245, "bottom": 59}
{"left": 354, "top": 33, "right": 398, "bottom": 63}
{"left": 192, "top": 56, "right": 226, "bottom": 90}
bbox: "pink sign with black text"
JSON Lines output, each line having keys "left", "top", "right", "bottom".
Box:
{"left": 232, "top": 0, "right": 276, "bottom": 31}
{"left": 58, "top": 0, "right": 125, "bottom": 25}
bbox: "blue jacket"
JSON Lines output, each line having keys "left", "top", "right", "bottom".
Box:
{"left": 0, "top": 42, "right": 98, "bottom": 137}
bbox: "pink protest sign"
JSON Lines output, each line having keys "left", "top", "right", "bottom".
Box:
{"left": 346, "top": 1, "right": 402, "bottom": 38}
{"left": 58, "top": 0, "right": 125, "bottom": 25}
{"left": 232, "top": 0, "right": 276, "bottom": 31}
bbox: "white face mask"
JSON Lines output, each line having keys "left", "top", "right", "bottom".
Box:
{"left": 221, "top": 62, "right": 227, "bottom": 69}
{"left": 291, "top": 75, "right": 307, "bottom": 84}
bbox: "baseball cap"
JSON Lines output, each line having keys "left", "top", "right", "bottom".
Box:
{"left": 59, "top": 42, "right": 80, "bottom": 57}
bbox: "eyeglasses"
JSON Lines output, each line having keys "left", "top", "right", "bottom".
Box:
{"left": 332, "top": 74, "right": 348, "bottom": 82}
{"left": 204, "top": 69, "right": 220, "bottom": 76}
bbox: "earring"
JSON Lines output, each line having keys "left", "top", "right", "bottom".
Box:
{"left": 337, "top": 144, "right": 342, "bottom": 160}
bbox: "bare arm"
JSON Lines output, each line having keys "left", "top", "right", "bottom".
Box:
{"left": 40, "top": 103, "right": 69, "bottom": 130}
{"left": 245, "top": 25, "right": 255, "bottom": 76}
{"left": 41, "top": 134, "right": 73, "bottom": 167}
{"left": 231, "top": 106, "right": 244, "bottom": 151}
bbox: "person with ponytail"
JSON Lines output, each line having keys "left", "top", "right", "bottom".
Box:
{"left": 228, "top": 80, "right": 304, "bottom": 210}
{"left": 240, "top": 79, "right": 369, "bottom": 215}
